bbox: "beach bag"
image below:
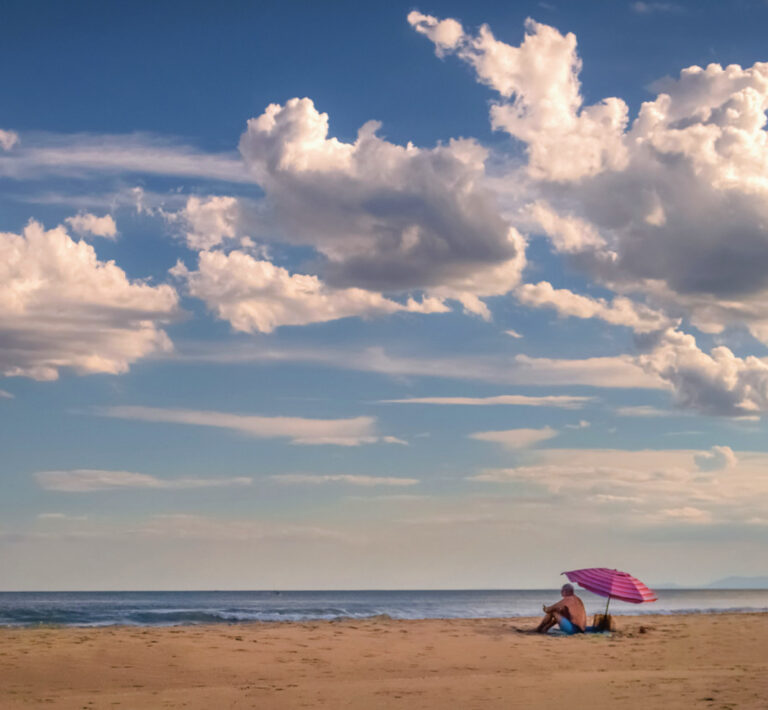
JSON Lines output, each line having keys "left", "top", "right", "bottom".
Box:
{"left": 592, "top": 613, "right": 615, "bottom": 632}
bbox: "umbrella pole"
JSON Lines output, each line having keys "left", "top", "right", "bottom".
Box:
{"left": 604, "top": 595, "right": 611, "bottom": 616}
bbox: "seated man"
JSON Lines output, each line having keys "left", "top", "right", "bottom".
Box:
{"left": 536, "top": 583, "right": 586, "bottom": 634}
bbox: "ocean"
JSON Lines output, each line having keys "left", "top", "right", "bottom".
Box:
{"left": 0, "top": 589, "right": 766, "bottom": 627}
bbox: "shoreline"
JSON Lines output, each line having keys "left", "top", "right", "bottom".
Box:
{"left": 2, "top": 612, "right": 766, "bottom": 708}
{"left": 1, "top": 606, "right": 767, "bottom": 629}
{"left": 3, "top": 588, "right": 765, "bottom": 628}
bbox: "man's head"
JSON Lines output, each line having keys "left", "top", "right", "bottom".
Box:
{"left": 561, "top": 583, "right": 575, "bottom": 597}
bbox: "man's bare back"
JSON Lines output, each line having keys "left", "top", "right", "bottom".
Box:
{"left": 549, "top": 594, "right": 587, "bottom": 630}
{"left": 535, "top": 584, "right": 587, "bottom": 633}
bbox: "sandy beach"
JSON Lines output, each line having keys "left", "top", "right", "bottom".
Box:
{"left": 0, "top": 613, "right": 766, "bottom": 709}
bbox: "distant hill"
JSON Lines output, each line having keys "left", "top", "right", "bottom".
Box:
{"left": 707, "top": 576, "right": 768, "bottom": 589}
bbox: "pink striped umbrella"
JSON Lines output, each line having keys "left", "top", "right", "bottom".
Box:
{"left": 563, "top": 568, "right": 657, "bottom": 614}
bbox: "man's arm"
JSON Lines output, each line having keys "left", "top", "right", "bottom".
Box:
{"left": 543, "top": 599, "right": 565, "bottom": 614}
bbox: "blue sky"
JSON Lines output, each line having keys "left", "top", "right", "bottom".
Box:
{"left": 2, "top": 0, "right": 768, "bottom": 590}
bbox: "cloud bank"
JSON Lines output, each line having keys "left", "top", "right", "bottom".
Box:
{"left": 411, "top": 11, "right": 768, "bottom": 416}
{"left": 5, "top": 11, "right": 768, "bottom": 424}
{"left": 468, "top": 447, "right": 767, "bottom": 527}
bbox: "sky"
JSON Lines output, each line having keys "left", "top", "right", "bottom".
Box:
{"left": 2, "top": 0, "right": 768, "bottom": 590}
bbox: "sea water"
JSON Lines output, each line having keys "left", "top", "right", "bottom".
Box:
{"left": 0, "top": 589, "right": 766, "bottom": 627}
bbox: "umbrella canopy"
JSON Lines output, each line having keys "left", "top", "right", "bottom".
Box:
{"left": 563, "top": 568, "right": 657, "bottom": 604}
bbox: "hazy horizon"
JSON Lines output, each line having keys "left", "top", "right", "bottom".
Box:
{"left": 2, "top": 579, "right": 767, "bottom": 593}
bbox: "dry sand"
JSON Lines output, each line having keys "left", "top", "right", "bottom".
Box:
{"left": 0, "top": 613, "right": 766, "bottom": 709}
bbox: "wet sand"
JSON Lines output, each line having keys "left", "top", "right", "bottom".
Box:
{"left": 0, "top": 613, "right": 766, "bottom": 709}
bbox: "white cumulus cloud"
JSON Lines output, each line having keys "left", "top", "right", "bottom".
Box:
{"left": 65, "top": 212, "right": 118, "bottom": 239}
{"left": 171, "top": 249, "right": 449, "bottom": 333}
{"left": 413, "top": 12, "right": 768, "bottom": 415}
{"left": 0, "top": 220, "right": 178, "bottom": 381}
{"left": 237, "top": 97, "right": 526, "bottom": 318}
{"left": 516, "top": 281, "right": 675, "bottom": 333}
{"left": 635, "top": 328, "right": 768, "bottom": 416}
{"left": 410, "top": 13, "right": 629, "bottom": 181}
{"left": 173, "top": 195, "right": 241, "bottom": 250}
{"left": 407, "top": 11, "right": 464, "bottom": 56}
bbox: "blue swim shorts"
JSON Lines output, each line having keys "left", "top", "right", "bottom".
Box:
{"left": 558, "top": 617, "right": 583, "bottom": 635}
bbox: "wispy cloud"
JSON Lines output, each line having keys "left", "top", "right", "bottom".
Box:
{"left": 469, "top": 426, "right": 558, "bottom": 449}
{"left": 11, "top": 185, "right": 188, "bottom": 212}
{"left": 631, "top": 1, "right": 684, "bottom": 14}
{"left": 399, "top": 512, "right": 505, "bottom": 527}
{"left": 694, "top": 445, "right": 737, "bottom": 471}
{"left": 173, "top": 342, "right": 666, "bottom": 390}
{"left": 13, "top": 514, "right": 358, "bottom": 545}
{"left": 378, "top": 394, "right": 592, "bottom": 408}
{"left": 35, "top": 469, "right": 252, "bottom": 492}
{"left": 271, "top": 474, "right": 419, "bottom": 487}
{"left": 0, "top": 129, "right": 19, "bottom": 150}
{"left": 659, "top": 507, "right": 712, "bottom": 523}
{"left": 505, "top": 329, "right": 523, "bottom": 338}
{"left": 0, "top": 132, "right": 252, "bottom": 183}
{"left": 0, "top": 389, "right": 14, "bottom": 399}
{"left": 343, "top": 494, "right": 426, "bottom": 502}
{"left": 94, "top": 405, "right": 396, "bottom": 446}
{"left": 137, "top": 514, "right": 359, "bottom": 544}
{"left": 565, "top": 419, "right": 590, "bottom": 429}
{"left": 616, "top": 405, "right": 673, "bottom": 417}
